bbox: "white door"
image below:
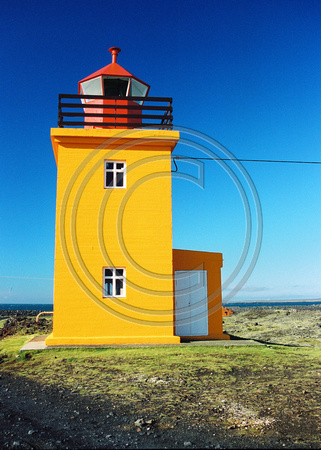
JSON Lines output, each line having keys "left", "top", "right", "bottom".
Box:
{"left": 174, "top": 270, "right": 208, "bottom": 336}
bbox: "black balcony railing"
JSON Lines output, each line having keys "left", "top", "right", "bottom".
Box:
{"left": 58, "top": 94, "right": 173, "bottom": 129}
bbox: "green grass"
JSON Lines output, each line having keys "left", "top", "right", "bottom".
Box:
{"left": 0, "top": 318, "right": 7, "bottom": 329}
{"left": 0, "top": 335, "right": 34, "bottom": 358}
{"left": 1, "top": 335, "right": 320, "bottom": 390}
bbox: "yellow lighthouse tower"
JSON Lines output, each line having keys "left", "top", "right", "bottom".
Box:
{"left": 46, "top": 47, "right": 228, "bottom": 346}
{"left": 46, "top": 48, "right": 180, "bottom": 345}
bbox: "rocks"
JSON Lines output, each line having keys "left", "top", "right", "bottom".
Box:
{"left": 0, "top": 310, "right": 43, "bottom": 318}
{"left": 134, "top": 418, "right": 145, "bottom": 427}
{"left": 134, "top": 417, "right": 155, "bottom": 430}
{"left": 0, "top": 315, "right": 52, "bottom": 338}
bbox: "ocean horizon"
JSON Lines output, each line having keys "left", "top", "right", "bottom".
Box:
{"left": 0, "top": 304, "right": 54, "bottom": 311}
{"left": 225, "top": 300, "right": 321, "bottom": 308}
{"left": 0, "top": 300, "right": 321, "bottom": 311}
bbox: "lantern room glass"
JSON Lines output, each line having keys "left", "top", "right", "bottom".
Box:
{"left": 80, "top": 76, "right": 102, "bottom": 96}
{"left": 103, "top": 77, "right": 129, "bottom": 96}
{"left": 129, "top": 78, "right": 149, "bottom": 97}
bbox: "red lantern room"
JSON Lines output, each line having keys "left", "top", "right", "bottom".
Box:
{"left": 78, "top": 47, "right": 150, "bottom": 128}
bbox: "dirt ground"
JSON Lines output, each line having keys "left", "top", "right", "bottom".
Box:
{"left": 0, "top": 305, "right": 321, "bottom": 449}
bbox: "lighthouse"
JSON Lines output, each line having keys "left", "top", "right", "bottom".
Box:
{"left": 46, "top": 48, "right": 228, "bottom": 346}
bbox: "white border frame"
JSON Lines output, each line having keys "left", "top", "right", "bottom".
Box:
{"left": 103, "top": 267, "right": 126, "bottom": 298}
{"left": 104, "top": 160, "right": 127, "bottom": 189}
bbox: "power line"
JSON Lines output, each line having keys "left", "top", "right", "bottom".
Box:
{"left": 0, "top": 275, "right": 53, "bottom": 280}
{"left": 172, "top": 156, "right": 321, "bottom": 165}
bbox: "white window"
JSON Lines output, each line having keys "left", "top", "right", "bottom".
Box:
{"left": 104, "top": 161, "right": 126, "bottom": 188}
{"left": 103, "top": 268, "right": 126, "bottom": 297}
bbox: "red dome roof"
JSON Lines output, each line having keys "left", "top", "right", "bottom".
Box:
{"left": 78, "top": 47, "right": 149, "bottom": 92}
{"left": 79, "top": 62, "right": 133, "bottom": 83}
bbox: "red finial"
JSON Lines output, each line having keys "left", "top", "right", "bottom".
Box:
{"left": 109, "top": 47, "right": 121, "bottom": 64}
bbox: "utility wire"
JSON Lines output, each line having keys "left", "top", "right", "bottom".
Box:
{"left": 172, "top": 156, "right": 321, "bottom": 165}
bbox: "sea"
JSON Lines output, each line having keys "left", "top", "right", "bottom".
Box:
{"left": 225, "top": 300, "right": 321, "bottom": 308}
{"left": 0, "top": 304, "right": 54, "bottom": 311}
{"left": 0, "top": 301, "right": 321, "bottom": 310}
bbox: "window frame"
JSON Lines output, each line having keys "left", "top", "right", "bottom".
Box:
{"left": 104, "top": 160, "right": 126, "bottom": 189}
{"left": 102, "top": 76, "right": 130, "bottom": 97}
{"left": 103, "top": 267, "right": 126, "bottom": 298}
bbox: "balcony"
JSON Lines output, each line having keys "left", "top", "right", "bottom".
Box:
{"left": 58, "top": 94, "right": 173, "bottom": 129}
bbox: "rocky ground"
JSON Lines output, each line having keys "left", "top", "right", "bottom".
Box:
{"left": 0, "top": 306, "right": 320, "bottom": 449}
{"left": 223, "top": 304, "right": 321, "bottom": 347}
{"left": 0, "top": 315, "right": 52, "bottom": 339}
{"left": 0, "top": 371, "right": 290, "bottom": 450}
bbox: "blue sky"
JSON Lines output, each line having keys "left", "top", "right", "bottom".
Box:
{"left": 0, "top": 0, "right": 320, "bottom": 304}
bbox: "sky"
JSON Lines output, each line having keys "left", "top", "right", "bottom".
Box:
{"left": 0, "top": 0, "right": 320, "bottom": 304}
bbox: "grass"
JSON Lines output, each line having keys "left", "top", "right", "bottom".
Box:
{"left": 1, "top": 336, "right": 320, "bottom": 399}
{"left": 0, "top": 335, "right": 35, "bottom": 358}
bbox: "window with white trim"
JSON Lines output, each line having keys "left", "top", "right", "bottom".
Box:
{"left": 103, "top": 268, "right": 126, "bottom": 297}
{"left": 104, "top": 161, "right": 126, "bottom": 188}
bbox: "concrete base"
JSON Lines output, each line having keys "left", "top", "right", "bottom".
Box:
{"left": 45, "top": 333, "right": 181, "bottom": 346}
{"left": 20, "top": 335, "right": 48, "bottom": 351}
{"left": 20, "top": 335, "right": 265, "bottom": 351}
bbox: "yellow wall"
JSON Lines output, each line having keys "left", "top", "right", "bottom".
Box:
{"left": 46, "top": 129, "right": 181, "bottom": 345}
{"left": 173, "top": 249, "right": 229, "bottom": 340}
